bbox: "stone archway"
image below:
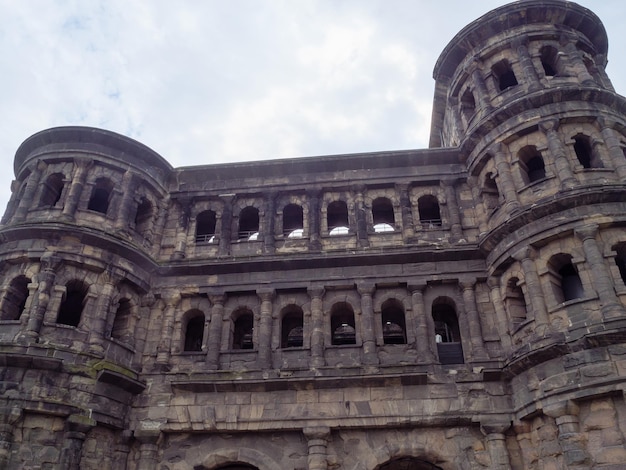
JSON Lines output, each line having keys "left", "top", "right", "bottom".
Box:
{"left": 196, "top": 463, "right": 258, "bottom": 470}
{"left": 376, "top": 457, "right": 443, "bottom": 470}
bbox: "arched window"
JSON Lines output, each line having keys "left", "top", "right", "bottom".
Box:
{"left": 492, "top": 59, "right": 518, "bottom": 91}
{"left": 381, "top": 299, "right": 406, "bottom": 344}
{"left": 505, "top": 277, "right": 527, "bottom": 328}
{"left": 215, "top": 464, "right": 259, "bottom": 470}
{"left": 88, "top": 177, "right": 114, "bottom": 214}
{"left": 417, "top": 195, "right": 441, "bottom": 228}
{"left": 238, "top": 206, "right": 259, "bottom": 240}
{"left": 518, "top": 145, "right": 546, "bottom": 184}
{"left": 184, "top": 310, "right": 205, "bottom": 352}
{"left": 574, "top": 134, "right": 603, "bottom": 169}
{"left": 330, "top": 302, "right": 356, "bottom": 345}
{"left": 372, "top": 197, "right": 395, "bottom": 233}
{"left": 1, "top": 275, "right": 31, "bottom": 320}
{"left": 327, "top": 200, "right": 349, "bottom": 235}
{"left": 283, "top": 204, "right": 304, "bottom": 238}
{"left": 111, "top": 297, "right": 133, "bottom": 342}
{"left": 548, "top": 254, "right": 584, "bottom": 303}
{"left": 432, "top": 298, "right": 464, "bottom": 364}
{"left": 38, "top": 173, "right": 64, "bottom": 207}
{"left": 482, "top": 172, "right": 500, "bottom": 210}
{"left": 460, "top": 88, "right": 476, "bottom": 124}
{"left": 57, "top": 280, "right": 88, "bottom": 327}
{"left": 232, "top": 309, "right": 254, "bottom": 349}
{"left": 613, "top": 243, "right": 626, "bottom": 285}
{"left": 196, "top": 210, "right": 217, "bottom": 243}
{"left": 281, "top": 306, "right": 304, "bottom": 348}
{"left": 134, "top": 197, "right": 152, "bottom": 236}
{"left": 541, "top": 45, "right": 559, "bottom": 77}
{"left": 377, "top": 457, "right": 443, "bottom": 470}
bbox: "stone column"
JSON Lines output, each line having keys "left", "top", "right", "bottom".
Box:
{"left": 88, "top": 272, "right": 117, "bottom": 356}
{"left": 490, "top": 143, "right": 520, "bottom": 211}
{"left": 513, "top": 37, "right": 540, "bottom": 90}
{"left": 1, "top": 180, "right": 21, "bottom": 224}
{"left": 13, "top": 161, "right": 45, "bottom": 222}
{"left": 257, "top": 289, "right": 274, "bottom": 370}
{"left": 441, "top": 179, "right": 463, "bottom": 242}
{"left": 486, "top": 277, "right": 512, "bottom": 352}
{"left": 172, "top": 198, "right": 191, "bottom": 260}
{"left": 308, "top": 287, "right": 326, "bottom": 368}
{"left": 512, "top": 247, "right": 550, "bottom": 331}
{"left": 112, "top": 431, "right": 133, "bottom": 470}
{"left": 61, "top": 159, "right": 92, "bottom": 220}
{"left": 156, "top": 291, "right": 181, "bottom": 368}
{"left": 17, "top": 253, "right": 61, "bottom": 344}
{"left": 134, "top": 293, "right": 155, "bottom": 371}
{"left": 562, "top": 39, "right": 596, "bottom": 86}
{"left": 307, "top": 190, "right": 322, "bottom": 251}
{"left": 408, "top": 283, "right": 435, "bottom": 363}
{"left": 218, "top": 195, "right": 234, "bottom": 256}
{"left": 396, "top": 183, "right": 414, "bottom": 240}
{"left": 134, "top": 429, "right": 161, "bottom": 470}
{"left": 597, "top": 117, "right": 626, "bottom": 180}
{"left": 113, "top": 170, "right": 136, "bottom": 232}
{"left": 470, "top": 59, "right": 493, "bottom": 113}
{"left": 353, "top": 185, "right": 369, "bottom": 248}
{"left": 575, "top": 224, "right": 624, "bottom": 319}
{"left": 540, "top": 119, "right": 576, "bottom": 190}
{"left": 304, "top": 426, "right": 330, "bottom": 470}
{"left": 0, "top": 406, "right": 21, "bottom": 470}
{"left": 357, "top": 283, "right": 378, "bottom": 365}
{"left": 544, "top": 401, "right": 591, "bottom": 469}
{"left": 481, "top": 421, "right": 513, "bottom": 470}
{"left": 513, "top": 421, "right": 534, "bottom": 470}
{"left": 59, "top": 414, "right": 96, "bottom": 470}
{"left": 460, "top": 280, "right": 489, "bottom": 360}
{"left": 264, "top": 192, "right": 277, "bottom": 254}
{"left": 206, "top": 294, "right": 226, "bottom": 370}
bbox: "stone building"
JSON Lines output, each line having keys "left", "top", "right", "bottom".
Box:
{"left": 1, "top": 0, "right": 626, "bottom": 468}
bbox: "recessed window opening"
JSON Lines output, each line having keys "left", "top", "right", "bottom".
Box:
{"left": 283, "top": 204, "right": 304, "bottom": 238}
{"left": 215, "top": 464, "right": 259, "bottom": 470}
{"left": 195, "top": 210, "right": 217, "bottom": 243}
{"left": 460, "top": 88, "right": 476, "bottom": 124}
{"left": 1, "top": 275, "right": 31, "bottom": 320}
{"left": 493, "top": 60, "right": 518, "bottom": 91}
{"left": 519, "top": 145, "right": 546, "bottom": 183}
{"left": 549, "top": 254, "right": 584, "bottom": 303}
{"left": 184, "top": 311, "right": 205, "bottom": 352}
{"left": 381, "top": 299, "right": 406, "bottom": 345}
{"left": 87, "top": 177, "right": 114, "bottom": 214}
{"left": 432, "top": 298, "right": 464, "bottom": 364}
{"left": 38, "top": 173, "right": 64, "bottom": 207}
{"left": 134, "top": 197, "right": 152, "bottom": 235}
{"left": 377, "top": 457, "right": 444, "bottom": 470}
{"left": 327, "top": 200, "right": 349, "bottom": 235}
{"left": 417, "top": 195, "right": 441, "bottom": 228}
{"left": 372, "top": 197, "right": 395, "bottom": 225}
{"left": 613, "top": 244, "right": 626, "bottom": 285}
{"left": 233, "top": 310, "right": 254, "bottom": 349}
{"left": 57, "top": 280, "right": 88, "bottom": 327}
{"left": 111, "top": 297, "right": 133, "bottom": 341}
{"left": 330, "top": 302, "right": 356, "bottom": 345}
{"left": 541, "top": 45, "right": 559, "bottom": 77}
{"left": 281, "top": 307, "right": 304, "bottom": 348}
{"left": 238, "top": 206, "right": 259, "bottom": 240}
{"left": 505, "top": 277, "right": 527, "bottom": 327}
{"left": 574, "top": 135, "right": 603, "bottom": 168}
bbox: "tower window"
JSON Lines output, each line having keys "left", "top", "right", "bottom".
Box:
{"left": 327, "top": 200, "right": 349, "bottom": 235}
{"left": 1, "top": 275, "right": 31, "bottom": 321}
{"left": 493, "top": 60, "right": 518, "bottom": 91}
{"left": 134, "top": 197, "right": 152, "bottom": 236}
{"left": 281, "top": 306, "right": 304, "bottom": 348}
{"left": 381, "top": 299, "right": 406, "bottom": 345}
{"left": 614, "top": 243, "right": 626, "bottom": 285}
{"left": 505, "top": 277, "right": 527, "bottom": 328}
{"left": 238, "top": 206, "right": 259, "bottom": 240}
{"left": 283, "top": 204, "right": 304, "bottom": 238}
{"left": 232, "top": 309, "right": 254, "bottom": 349}
{"left": 88, "top": 177, "right": 114, "bottom": 214}
{"left": 111, "top": 297, "right": 133, "bottom": 342}
{"left": 184, "top": 311, "right": 205, "bottom": 352}
{"left": 196, "top": 210, "right": 217, "bottom": 243}
{"left": 330, "top": 302, "right": 356, "bottom": 345}
{"left": 417, "top": 195, "right": 441, "bottom": 228}
{"left": 548, "top": 254, "right": 584, "bottom": 303}
{"left": 519, "top": 145, "right": 546, "bottom": 184}
{"left": 38, "top": 173, "right": 64, "bottom": 207}
{"left": 460, "top": 88, "right": 476, "bottom": 124}
{"left": 57, "top": 280, "right": 88, "bottom": 327}
{"left": 432, "top": 298, "right": 464, "bottom": 364}
{"left": 541, "top": 45, "right": 559, "bottom": 77}
{"left": 574, "top": 135, "right": 603, "bottom": 169}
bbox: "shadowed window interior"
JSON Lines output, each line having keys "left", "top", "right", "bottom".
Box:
{"left": 432, "top": 298, "right": 464, "bottom": 364}
{"left": 281, "top": 306, "right": 304, "bottom": 348}
{"left": 196, "top": 210, "right": 217, "bottom": 243}
{"left": 381, "top": 298, "right": 406, "bottom": 344}
{"left": 134, "top": 197, "right": 153, "bottom": 236}
{"left": 184, "top": 311, "right": 205, "bottom": 352}
{"left": 519, "top": 145, "right": 546, "bottom": 184}
{"left": 331, "top": 302, "right": 356, "bottom": 345}
{"left": 57, "top": 280, "right": 88, "bottom": 327}
{"left": 548, "top": 253, "right": 584, "bottom": 303}
{"left": 327, "top": 200, "right": 349, "bottom": 235}
{"left": 238, "top": 206, "right": 259, "bottom": 240}
{"left": 232, "top": 309, "right": 254, "bottom": 349}
{"left": 418, "top": 195, "right": 441, "bottom": 228}
{"left": 283, "top": 203, "right": 304, "bottom": 238}
{"left": 1, "top": 275, "right": 31, "bottom": 321}
{"left": 38, "top": 173, "right": 64, "bottom": 207}
{"left": 87, "top": 177, "right": 114, "bottom": 214}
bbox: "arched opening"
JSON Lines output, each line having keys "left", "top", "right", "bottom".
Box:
{"left": 482, "top": 172, "right": 500, "bottom": 210}
{"left": 134, "top": 197, "right": 153, "bottom": 235}
{"left": 57, "top": 280, "right": 88, "bottom": 327}
{"left": 381, "top": 299, "right": 406, "bottom": 344}
{"left": 184, "top": 310, "right": 205, "bottom": 352}
{"left": 111, "top": 297, "right": 133, "bottom": 342}
{"left": 372, "top": 197, "right": 395, "bottom": 233}
{"left": 574, "top": 134, "right": 603, "bottom": 169}
{"left": 613, "top": 243, "right": 626, "bottom": 285}
{"left": 417, "top": 195, "right": 441, "bottom": 228}
{"left": 238, "top": 206, "right": 259, "bottom": 240}
{"left": 1, "top": 275, "right": 31, "bottom": 320}
{"left": 548, "top": 253, "right": 584, "bottom": 303}
{"left": 541, "top": 45, "right": 559, "bottom": 77}
{"left": 283, "top": 204, "right": 304, "bottom": 238}
{"left": 493, "top": 59, "right": 518, "bottom": 91}
{"left": 88, "top": 177, "right": 114, "bottom": 214}
{"left": 505, "top": 277, "right": 527, "bottom": 328}
{"left": 196, "top": 210, "right": 217, "bottom": 243}
{"left": 376, "top": 457, "right": 443, "bottom": 470}
{"left": 330, "top": 302, "right": 356, "bottom": 345}
{"left": 281, "top": 306, "right": 304, "bottom": 348}
{"left": 518, "top": 145, "right": 546, "bottom": 184}
{"left": 38, "top": 173, "right": 64, "bottom": 207}
{"left": 232, "top": 309, "right": 254, "bottom": 349}
{"left": 432, "top": 298, "right": 463, "bottom": 364}
{"left": 210, "top": 464, "right": 259, "bottom": 470}
{"left": 460, "top": 88, "right": 476, "bottom": 124}
{"left": 327, "top": 200, "right": 349, "bottom": 235}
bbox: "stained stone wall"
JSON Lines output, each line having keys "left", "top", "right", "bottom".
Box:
{"left": 1, "top": 1, "right": 626, "bottom": 469}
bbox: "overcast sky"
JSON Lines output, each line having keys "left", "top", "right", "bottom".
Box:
{"left": 0, "top": 0, "right": 625, "bottom": 212}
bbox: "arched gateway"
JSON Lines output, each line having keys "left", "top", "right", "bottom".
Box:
{"left": 377, "top": 457, "right": 443, "bottom": 470}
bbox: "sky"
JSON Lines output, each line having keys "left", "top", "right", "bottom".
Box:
{"left": 0, "top": 0, "right": 625, "bottom": 213}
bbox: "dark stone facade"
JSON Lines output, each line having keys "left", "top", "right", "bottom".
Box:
{"left": 1, "top": 1, "right": 626, "bottom": 468}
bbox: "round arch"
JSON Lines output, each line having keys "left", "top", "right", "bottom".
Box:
{"left": 375, "top": 456, "right": 443, "bottom": 470}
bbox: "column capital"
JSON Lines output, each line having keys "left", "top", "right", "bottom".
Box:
{"left": 356, "top": 282, "right": 376, "bottom": 296}
{"left": 208, "top": 293, "right": 227, "bottom": 306}
{"left": 574, "top": 224, "right": 599, "bottom": 241}
{"left": 488, "top": 141, "right": 508, "bottom": 156}
{"left": 486, "top": 276, "right": 500, "bottom": 289}
{"left": 257, "top": 289, "right": 275, "bottom": 302}
{"left": 65, "top": 414, "right": 96, "bottom": 435}
{"left": 407, "top": 283, "right": 427, "bottom": 293}
{"left": 596, "top": 116, "right": 615, "bottom": 130}
{"left": 459, "top": 279, "right": 477, "bottom": 291}
{"left": 543, "top": 400, "right": 579, "bottom": 419}
{"left": 303, "top": 426, "right": 330, "bottom": 442}
{"left": 539, "top": 118, "right": 560, "bottom": 134}
{"left": 307, "top": 287, "right": 325, "bottom": 299}
{"left": 481, "top": 420, "right": 511, "bottom": 436}
{"left": 512, "top": 246, "right": 538, "bottom": 262}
